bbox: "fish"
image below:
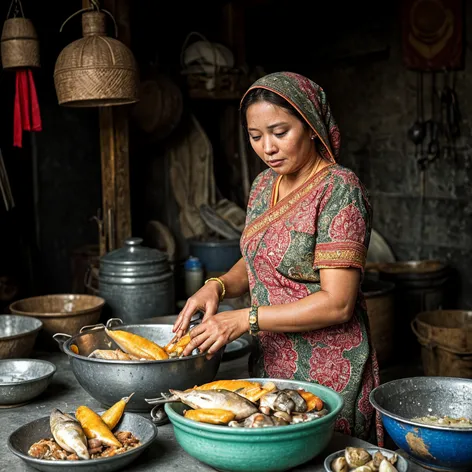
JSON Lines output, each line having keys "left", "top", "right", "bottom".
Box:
{"left": 88, "top": 349, "right": 141, "bottom": 361}
{"left": 168, "top": 389, "right": 258, "bottom": 420}
{"left": 290, "top": 409, "right": 329, "bottom": 424}
{"left": 279, "top": 389, "right": 307, "bottom": 413}
{"left": 49, "top": 409, "right": 90, "bottom": 460}
{"left": 260, "top": 391, "right": 296, "bottom": 414}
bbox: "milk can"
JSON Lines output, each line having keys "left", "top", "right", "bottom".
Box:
{"left": 98, "top": 237, "right": 175, "bottom": 323}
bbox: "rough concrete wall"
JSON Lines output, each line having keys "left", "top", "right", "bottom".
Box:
{"left": 308, "top": 4, "right": 472, "bottom": 309}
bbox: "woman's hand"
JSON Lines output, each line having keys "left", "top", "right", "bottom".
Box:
{"left": 172, "top": 280, "right": 223, "bottom": 339}
{"left": 182, "top": 309, "right": 249, "bottom": 359}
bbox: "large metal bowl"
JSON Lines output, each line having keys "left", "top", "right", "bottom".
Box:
{"left": 370, "top": 377, "right": 472, "bottom": 472}
{"left": 10, "top": 294, "right": 105, "bottom": 349}
{"left": 8, "top": 411, "right": 157, "bottom": 472}
{"left": 0, "top": 315, "right": 43, "bottom": 359}
{"left": 0, "top": 359, "right": 56, "bottom": 405}
{"left": 165, "top": 378, "right": 344, "bottom": 472}
{"left": 54, "top": 320, "right": 223, "bottom": 412}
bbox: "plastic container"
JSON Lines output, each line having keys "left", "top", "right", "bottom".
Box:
{"left": 184, "top": 256, "right": 204, "bottom": 297}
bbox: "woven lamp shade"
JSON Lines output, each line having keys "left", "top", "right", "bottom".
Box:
{"left": 1, "top": 18, "right": 40, "bottom": 69}
{"left": 54, "top": 11, "right": 138, "bottom": 107}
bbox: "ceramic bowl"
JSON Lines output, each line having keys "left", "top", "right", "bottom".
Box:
{"left": 323, "top": 446, "right": 409, "bottom": 472}
{"left": 165, "top": 377, "right": 344, "bottom": 472}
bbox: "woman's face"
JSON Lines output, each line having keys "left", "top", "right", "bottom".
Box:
{"left": 246, "top": 100, "right": 315, "bottom": 175}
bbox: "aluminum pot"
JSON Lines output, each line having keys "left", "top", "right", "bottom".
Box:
{"left": 98, "top": 237, "right": 175, "bottom": 324}
{"left": 53, "top": 318, "right": 222, "bottom": 412}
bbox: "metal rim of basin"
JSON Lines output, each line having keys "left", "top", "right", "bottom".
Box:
{"left": 370, "top": 376, "right": 472, "bottom": 432}
{"left": 7, "top": 411, "right": 158, "bottom": 467}
{"left": 0, "top": 316, "right": 43, "bottom": 341}
{"left": 165, "top": 377, "right": 344, "bottom": 435}
{"left": 0, "top": 359, "right": 56, "bottom": 386}
{"left": 9, "top": 294, "right": 106, "bottom": 318}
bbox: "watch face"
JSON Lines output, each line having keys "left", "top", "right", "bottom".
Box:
{"left": 249, "top": 315, "right": 257, "bottom": 324}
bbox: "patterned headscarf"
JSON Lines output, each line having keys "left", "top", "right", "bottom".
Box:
{"left": 240, "top": 72, "right": 340, "bottom": 163}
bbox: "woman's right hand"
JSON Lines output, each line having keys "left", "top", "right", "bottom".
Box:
{"left": 172, "top": 280, "right": 223, "bottom": 339}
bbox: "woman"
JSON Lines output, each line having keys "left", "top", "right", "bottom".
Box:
{"left": 173, "top": 72, "right": 383, "bottom": 445}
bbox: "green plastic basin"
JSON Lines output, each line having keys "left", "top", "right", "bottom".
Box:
{"left": 165, "top": 378, "right": 344, "bottom": 472}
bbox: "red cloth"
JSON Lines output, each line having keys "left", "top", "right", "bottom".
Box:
{"left": 13, "top": 69, "right": 42, "bottom": 148}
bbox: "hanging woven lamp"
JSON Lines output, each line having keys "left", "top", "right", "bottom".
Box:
{"left": 54, "top": 9, "right": 138, "bottom": 107}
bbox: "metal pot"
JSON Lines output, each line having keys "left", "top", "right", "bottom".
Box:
{"left": 98, "top": 237, "right": 175, "bottom": 323}
{"left": 53, "top": 318, "right": 223, "bottom": 412}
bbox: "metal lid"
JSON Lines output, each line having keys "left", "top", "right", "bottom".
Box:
{"left": 102, "top": 237, "right": 167, "bottom": 265}
{"left": 99, "top": 237, "right": 170, "bottom": 280}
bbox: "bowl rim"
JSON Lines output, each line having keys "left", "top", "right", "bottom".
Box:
{"left": 164, "top": 377, "right": 344, "bottom": 434}
{"left": 370, "top": 376, "right": 472, "bottom": 432}
{"left": 0, "top": 359, "right": 56, "bottom": 386}
{"left": 323, "top": 447, "right": 409, "bottom": 472}
{"left": 0, "top": 315, "right": 43, "bottom": 341}
{"left": 60, "top": 323, "right": 224, "bottom": 365}
{"left": 7, "top": 410, "right": 157, "bottom": 466}
{"left": 9, "top": 294, "right": 106, "bottom": 318}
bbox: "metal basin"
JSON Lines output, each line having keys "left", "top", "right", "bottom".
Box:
{"left": 165, "top": 378, "right": 344, "bottom": 472}
{"left": 8, "top": 411, "right": 157, "bottom": 472}
{"left": 54, "top": 320, "right": 223, "bottom": 412}
{"left": 10, "top": 294, "right": 105, "bottom": 349}
{"left": 0, "top": 359, "right": 56, "bottom": 405}
{"left": 0, "top": 315, "right": 43, "bottom": 359}
{"left": 370, "top": 377, "right": 472, "bottom": 472}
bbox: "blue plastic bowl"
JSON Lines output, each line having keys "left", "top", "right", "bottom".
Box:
{"left": 165, "top": 378, "right": 344, "bottom": 472}
{"left": 370, "top": 377, "right": 472, "bottom": 472}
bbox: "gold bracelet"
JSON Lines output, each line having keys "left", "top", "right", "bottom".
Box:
{"left": 204, "top": 277, "right": 226, "bottom": 302}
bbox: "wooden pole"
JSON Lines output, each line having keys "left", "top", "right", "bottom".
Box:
{"left": 83, "top": 0, "right": 132, "bottom": 255}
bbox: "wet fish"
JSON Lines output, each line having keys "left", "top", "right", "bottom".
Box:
{"left": 260, "top": 391, "right": 296, "bottom": 414}
{"left": 279, "top": 389, "right": 307, "bottom": 413}
{"left": 88, "top": 349, "right": 141, "bottom": 361}
{"left": 50, "top": 409, "right": 89, "bottom": 460}
{"left": 290, "top": 409, "right": 329, "bottom": 424}
{"left": 168, "top": 389, "right": 258, "bottom": 420}
{"left": 228, "top": 412, "right": 281, "bottom": 428}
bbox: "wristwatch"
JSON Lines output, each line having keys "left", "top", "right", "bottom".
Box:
{"left": 248, "top": 305, "right": 260, "bottom": 336}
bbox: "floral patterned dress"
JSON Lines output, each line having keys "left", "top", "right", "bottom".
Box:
{"left": 240, "top": 163, "right": 383, "bottom": 445}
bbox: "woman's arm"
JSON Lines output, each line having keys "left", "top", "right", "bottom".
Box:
{"left": 182, "top": 267, "right": 360, "bottom": 357}
{"left": 210, "top": 257, "right": 249, "bottom": 299}
{"left": 257, "top": 267, "right": 360, "bottom": 331}
{"left": 172, "top": 257, "right": 249, "bottom": 338}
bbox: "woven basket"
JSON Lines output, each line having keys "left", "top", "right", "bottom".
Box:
{"left": 1, "top": 18, "right": 40, "bottom": 69}
{"left": 54, "top": 11, "right": 138, "bottom": 107}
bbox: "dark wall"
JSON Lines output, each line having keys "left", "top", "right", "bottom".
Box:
{"left": 1, "top": 0, "right": 471, "bottom": 310}
{"left": 0, "top": 1, "right": 101, "bottom": 297}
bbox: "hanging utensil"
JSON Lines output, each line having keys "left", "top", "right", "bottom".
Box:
{"left": 408, "top": 72, "right": 426, "bottom": 146}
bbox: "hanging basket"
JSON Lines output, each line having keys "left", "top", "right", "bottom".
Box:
{"left": 54, "top": 10, "right": 138, "bottom": 107}
{"left": 1, "top": 14, "right": 40, "bottom": 70}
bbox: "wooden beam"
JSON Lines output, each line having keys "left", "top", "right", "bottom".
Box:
{"left": 82, "top": 0, "right": 132, "bottom": 255}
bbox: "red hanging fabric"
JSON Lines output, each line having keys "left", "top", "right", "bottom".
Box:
{"left": 13, "top": 69, "right": 42, "bottom": 148}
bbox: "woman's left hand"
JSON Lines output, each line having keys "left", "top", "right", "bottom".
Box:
{"left": 182, "top": 309, "right": 249, "bottom": 359}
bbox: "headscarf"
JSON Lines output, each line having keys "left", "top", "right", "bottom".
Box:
{"left": 240, "top": 72, "right": 340, "bottom": 163}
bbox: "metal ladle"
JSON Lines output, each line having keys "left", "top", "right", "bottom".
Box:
{"left": 408, "top": 72, "right": 426, "bottom": 146}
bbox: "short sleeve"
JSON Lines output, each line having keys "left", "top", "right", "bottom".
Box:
{"left": 313, "top": 172, "right": 372, "bottom": 272}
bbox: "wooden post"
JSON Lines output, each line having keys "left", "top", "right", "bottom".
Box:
{"left": 83, "top": 0, "right": 132, "bottom": 255}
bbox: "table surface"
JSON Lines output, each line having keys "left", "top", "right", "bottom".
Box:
{"left": 0, "top": 322, "right": 430, "bottom": 472}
